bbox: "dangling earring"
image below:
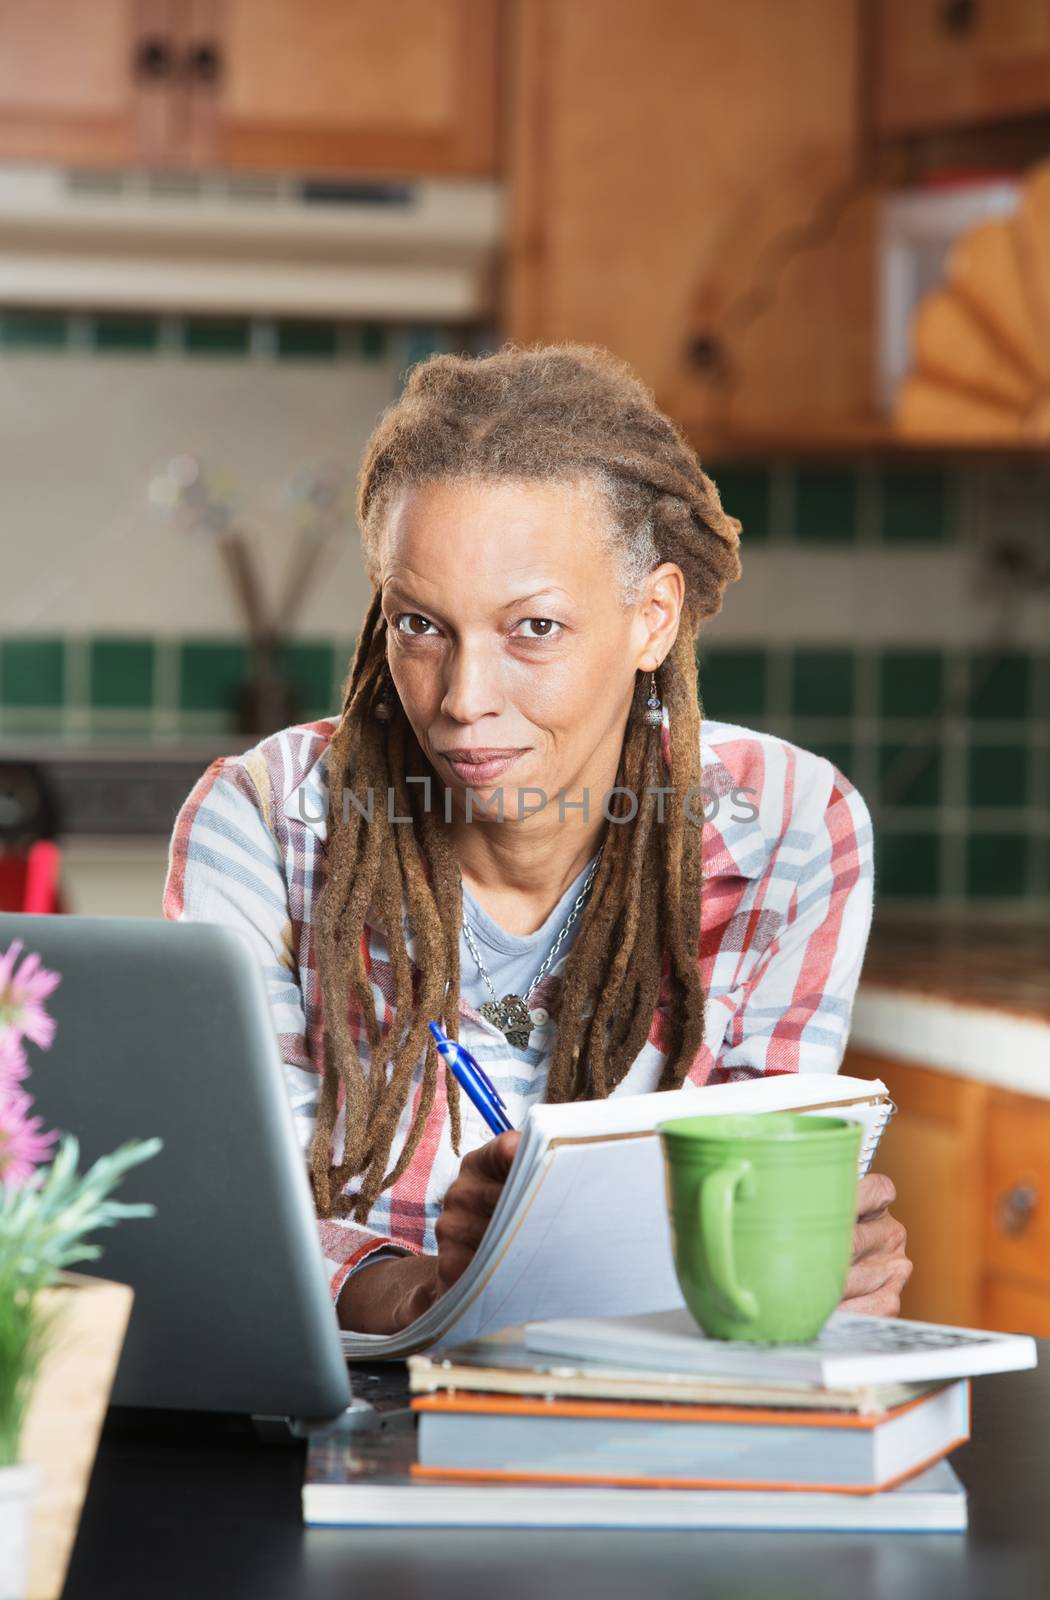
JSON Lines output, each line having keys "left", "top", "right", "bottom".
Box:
{"left": 643, "top": 669, "right": 663, "bottom": 728}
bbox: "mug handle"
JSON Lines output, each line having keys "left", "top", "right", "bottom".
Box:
{"left": 701, "top": 1158, "right": 759, "bottom": 1321}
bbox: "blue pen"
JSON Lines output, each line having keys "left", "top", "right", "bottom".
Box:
{"left": 428, "top": 1022, "right": 515, "bottom": 1135}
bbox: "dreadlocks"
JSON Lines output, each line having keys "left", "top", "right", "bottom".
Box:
{"left": 310, "top": 341, "right": 742, "bottom": 1224}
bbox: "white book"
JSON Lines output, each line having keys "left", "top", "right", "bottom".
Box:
{"left": 525, "top": 1307, "right": 1038, "bottom": 1388}
{"left": 340, "top": 1071, "right": 895, "bottom": 1360}
{"left": 303, "top": 1416, "right": 968, "bottom": 1531}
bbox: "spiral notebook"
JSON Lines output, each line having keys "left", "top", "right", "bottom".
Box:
{"left": 339, "top": 1072, "right": 895, "bottom": 1361}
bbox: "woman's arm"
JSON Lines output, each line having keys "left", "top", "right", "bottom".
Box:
{"left": 707, "top": 757, "right": 874, "bottom": 1081}
{"left": 163, "top": 753, "right": 420, "bottom": 1304}
{"left": 336, "top": 1131, "right": 521, "bottom": 1333}
{"left": 703, "top": 757, "right": 911, "bottom": 1312}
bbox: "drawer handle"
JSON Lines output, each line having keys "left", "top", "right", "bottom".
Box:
{"left": 997, "top": 1182, "right": 1039, "bottom": 1237}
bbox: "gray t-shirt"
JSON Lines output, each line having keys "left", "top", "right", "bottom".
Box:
{"left": 459, "top": 854, "right": 596, "bottom": 1021}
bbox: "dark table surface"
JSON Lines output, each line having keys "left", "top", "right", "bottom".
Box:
{"left": 64, "top": 1343, "right": 1050, "bottom": 1600}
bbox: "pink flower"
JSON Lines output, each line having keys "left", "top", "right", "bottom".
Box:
{"left": 0, "top": 1030, "right": 28, "bottom": 1089}
{"left": 0, "top": 1088, "right": 58, "bottom": 1186}
{"left": 0, "top": 939, "right": 60, "bottom": 1051}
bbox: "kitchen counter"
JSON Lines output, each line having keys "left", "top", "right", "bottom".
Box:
{"left": 851, "top": 921, "right": 1050, "bottom": 1100}
{"left": 1, "top": 740, "right": 235, "bottom": 837}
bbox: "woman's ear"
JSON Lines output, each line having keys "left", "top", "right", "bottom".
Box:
{"left": 634, "top": 562, "right": 685, "bottom": 671}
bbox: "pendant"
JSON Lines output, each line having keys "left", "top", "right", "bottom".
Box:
{"left": 479, "top": 993, "right": 533, "bottom": 1050}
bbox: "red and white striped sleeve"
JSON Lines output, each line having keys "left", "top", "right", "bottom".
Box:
{"left": 712, "top": 756, "right": 875, "bottom": 1080}
{"left": 163, "top": 753, "right": 419, "bottom": 1303}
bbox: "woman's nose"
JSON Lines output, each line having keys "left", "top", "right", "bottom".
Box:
{"left": 440, "top": 648, "right": 503, "bottom": 725}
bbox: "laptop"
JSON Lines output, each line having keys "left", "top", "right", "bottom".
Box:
{"left": 0, "top": 912, "right": 356, "bottom": 1436}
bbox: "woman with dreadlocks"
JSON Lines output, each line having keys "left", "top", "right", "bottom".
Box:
{"left": 165, "top": 342, "right": 910, "bottom": 1336}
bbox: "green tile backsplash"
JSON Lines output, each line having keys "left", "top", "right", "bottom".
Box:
{"left": 89, "top": 638, "right": 155, "bottom": 708}
{"left": 791, "top": 649, "right": 855, "bottom": 719}
{"left": 183, "top": 317, "right": 252, "bottom": 357}
{"left": 705, "top": 466, "right": 771, "bottom": 543}
{"left": 1, "top": 634, "right": 1044, "bottom": 907}
{"left": 275, "top": 319, "right": 340, "bottom": 360}
{"left": 793, "top": 468, "right": 858, "bottom": 544}
{"left": 969, "top": 653, "right": 1032, "bottom": 721}
{"left": 0, "top": 311, "right": 1043, "bottom": 910}
{"left": 879, "top": 469, "right": 949, "bottom": 544}
{"left": 0, "top": 638, "right": 65, "bottom": 706}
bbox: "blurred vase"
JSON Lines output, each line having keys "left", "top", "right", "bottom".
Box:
{"left": 19, "top": 1272, "right": 134, "bottom": 1600}
{"left": 0, "top": 1463, "right": 38, "bottom": 1600}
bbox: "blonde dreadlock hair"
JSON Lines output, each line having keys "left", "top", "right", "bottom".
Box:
{"left": 310, "top": 341, "right": 742, "bottom": 1225}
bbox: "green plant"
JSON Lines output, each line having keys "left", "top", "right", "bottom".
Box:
{"left": 0, "top": 1134, "right": 161, "bottom": 1465}
{"left": 0, "top": 937, "right": 161, "bottom": 1465}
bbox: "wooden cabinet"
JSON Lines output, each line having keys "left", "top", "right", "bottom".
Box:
{"left": 0, "top": 0, "right": 181, "bottom": 166}
{"left": 0, "top": 0, "right": 500, "bottom": 175}
{"left": 844, "top": 1046, "right": 1050, "bottom": 1336}
{"left": 504, "top": 0, "right": 877, "bottom": 447}
{"left": 194, "top": 0, "right": 499, "bottom": 175}
{"left": 876, "top": 0, "right": 1050, "bottom": 135}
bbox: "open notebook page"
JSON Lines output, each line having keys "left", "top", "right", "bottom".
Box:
{"left": 340, "top": 1072, "right": 893, "bottom": 1359}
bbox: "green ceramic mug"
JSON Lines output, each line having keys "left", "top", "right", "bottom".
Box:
{"left": 657, "top": 1112, "right": 862, "bottom": 1343}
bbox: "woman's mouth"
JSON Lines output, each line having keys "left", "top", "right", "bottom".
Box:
{"left": 439, "top": 748, "right": 529, "bottom": 785}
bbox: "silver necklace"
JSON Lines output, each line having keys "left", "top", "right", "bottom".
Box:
{"left": 462, "top": 847, "right": 604, "bottom": 1049}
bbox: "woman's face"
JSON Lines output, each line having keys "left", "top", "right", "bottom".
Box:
{"left": 377, "top": 476, "right": 683, "bottom": 822}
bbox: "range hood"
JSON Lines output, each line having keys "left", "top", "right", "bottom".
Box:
{"left": 0, "top": 166, "right": 503, "bottom": 320}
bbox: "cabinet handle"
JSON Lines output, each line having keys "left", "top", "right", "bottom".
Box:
{"left": 134, "top": 35, "right": 176, "bottom": 82}
{"left": 187, "top": 40, "right": 224, "bottom": 87}
{"left": 939, "top": 0, "right": 977, "bottom": 36}
{"left": 997, "top": 1181, "right": 1039, "bottom": 1237}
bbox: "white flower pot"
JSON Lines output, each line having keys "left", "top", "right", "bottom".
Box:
{"left": 0, "top": 1462, "right": 39, "bottom": 1600}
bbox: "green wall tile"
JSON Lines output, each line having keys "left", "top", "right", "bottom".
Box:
{"left": 878, "top": 650, "right": 945, "bottom": 719}
{"left": 405, "top": 327, "right": 442, "bottom": 367}
{"left": 807, "top": 738, "right": 856, "bottom": 782}
{"left": 969, "top": 653, "right": 1032, "bottom": 720}
{"left": 0, "top": 311, "right": 67, "bottom": 350}
{"left": 697, "top": 647, "right": 767, "bottom": 721}
{"left": 967, "top": 744, "right": 1031, "bottom": 808}
{"left": 183, "top": 318, "right": 251, "bottom": 357}
{"left": 0, "top": 638, "right": 65, "bottom": 706}
{"left": 89, "top": 638, "right": 155, "bottom": 708}
{"left": 878, "top": 741, "right": 942, "bottom": 807}
{"left": 279, "top": 641, "right": 335, "bottom": 715}
{"left": 179, "top": 640, "right": 249, "bottom": 712}
{"left": 705, "top": 466, "right": 770, "bottom": 544}
{"left": 876, "top": 829, "right": 940, "bottom": 897}
{"left": 359, "top": 325, "right": 389, "bottom": 362}
{"left": 90, "top": 314, "right": 159, "bottom": 353}
{"left": 966, "top": 833, "right": 1029, "bottom": 897}
{"left": 793, "top": 468, "right": 858, "bottom": 544}
{"left": 790, "top": 649, "right": 855, "bottom": 718}
{"left": 276, "top": 320, "right": 339, "bottom": 360}
{"left": 880, "top": 469, "right": 949, "bottom": 544}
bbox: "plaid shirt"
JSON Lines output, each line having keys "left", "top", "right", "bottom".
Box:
{"left": 163, "top": 715, "right": 874, "bottom": 1304}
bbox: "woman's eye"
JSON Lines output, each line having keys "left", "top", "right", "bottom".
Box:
{"left": 395, "top": 613, "right": 438, "bottom": 637}
{"left": 512, "top": 617, "right": 562, "bottom": 640}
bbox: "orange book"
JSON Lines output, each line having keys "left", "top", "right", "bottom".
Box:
{"left": 410, "top": 1380, "right": 971, "bottom": 1495}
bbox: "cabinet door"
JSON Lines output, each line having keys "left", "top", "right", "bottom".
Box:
{"left": 843, "top": 1050, "right": 988, "bottom": 1326}
{"left": 877, "top": 0, "right": 1050, "bottom": 134}
{"left": 981, "top": 1091, "right": 1050, "bottom": 1333}
{"left": 0, "top": 0, "right": 182, "bottom": 166}
{"left": 198, "top": 0, "right": 499, "bottom": 175}
{"left": 505, "top": 0, "right": 875, "bottom": 442}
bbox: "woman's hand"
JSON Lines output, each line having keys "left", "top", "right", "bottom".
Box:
{"left": 839, "top": 1171, "right": 913, "bottom": 1316}
{"left": 336, "top": 1129, "right": 521, "bottom": 1335}
{"left": 434, "top": 1129, "right": 521, "bottom": 1297}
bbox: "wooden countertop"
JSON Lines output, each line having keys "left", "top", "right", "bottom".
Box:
{"left": 861, "top": 922, "right": 1050, "bottom": 1026}
{"left": 850, "top": 921, "right": 1050, "bottom": 1098}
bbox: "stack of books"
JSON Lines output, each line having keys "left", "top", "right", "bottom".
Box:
{"left": 303, "top": 1310, "right": 1037, "bottom": 1532}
